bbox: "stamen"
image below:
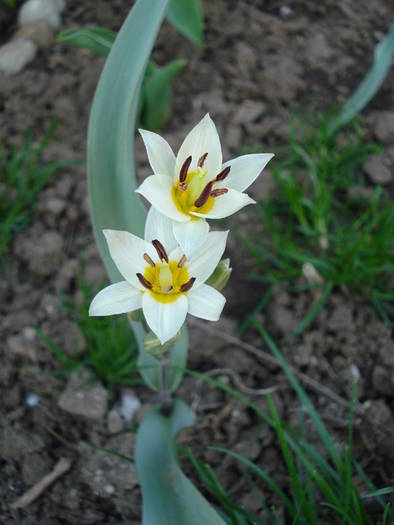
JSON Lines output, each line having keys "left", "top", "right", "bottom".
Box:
{"left": 136, "top": 273, "right": 152, "bottom": 289}
{"left": 161, "top": 285, "right": 173, "bottom": 293}
{"left": 143, "top": 253, "right": 155, "bottom": 267}
{"left": 152, "top": 239, "right": 168, "bottom": 263}
{"left": 197, "top": 152, "right": 208, "bottom": 168}
{"left": 179, "top": 182, "right": 188, "bottom": 192}
{"left": 211, "top": 188, "right": 229, "bottom": 198}
{"left": 179, "top": 155, "right": 192, "bottom": 184}
{"left": 180, "top": 277, "right": 196, "bottom": 292}
{"left": 178, "top": 254, "right": 187, "bottom": 268}
{"left": 215, "top": 166, "right": 231, "bottom": 182}
{"left": 194, "top": 181, "right": 214, "bottom": 208}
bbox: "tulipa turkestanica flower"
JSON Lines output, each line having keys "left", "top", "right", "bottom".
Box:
{"left": 136, "top": 113, "right": 274, "bottom": 257}
{"left": 89, "top": 208, "right": 228, "bottom": 344}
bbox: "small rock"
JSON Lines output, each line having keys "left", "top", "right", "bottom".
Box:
{"left": 373, "top": 111, "right": 394, "bottom": 143}
{"left": 18, "top": 0, "right": 66, "bottom": 30}
{"left": 327, "top": 304, "right": 353, "bottom": 332}
{"left": 235, "top": 42, "right": 257, "bottom": 70}
{"left": 233, "top": 100, "right": 265, "bottom": 125}
{"left": 372, "top": 365, "right": 394, "bottom": 396}
{"left": 0, "top": 39, "right": 37, "bottom": 75}
{"left": 268, "top": 303, "right": 298, "bottom": 336}
{"left": 120, "top": 390, "right": 141, "bottom": 423}
{"left": 364, "top": 154, "right": 393, "bottom": 185}
{"left": 305, "top": 33, "right": 333, "bottom": 66}
{"left": 13, "top": 20, "right": 54, "bottom": 49}
{"left": 364, "top": 399, "right": 392, "bottom": 426}
{"left": 26, "top": 393, "right": 41, "bottom": 407}
{"left": 15, "top": 230, "right": 64, "bottom": 276}
{"left": 38, "top": 196, "right": 66, "bottom": 217}
{"left": 294, "top": 343, "right": 313, "bottom": 366}
{"left": 7, "top": 334, "right": 38, "bottom": 361}
{"left": 379, "top": 342, "right": 394, "bottom": 367}
{"left": 58, "top": 372, "right": 108, "bottom": 422}
{"left": 0, "top": 427, "right": 44, "bottom": 460}
{"left": 107, "top": 409, "right": 123, "bottom": 434}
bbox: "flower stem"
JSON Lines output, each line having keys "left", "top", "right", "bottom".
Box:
{"left": 159, "top": 358, "right": 173, "bottom": 416}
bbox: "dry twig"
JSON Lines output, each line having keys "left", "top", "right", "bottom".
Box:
{"left": 11, "top": 457, "right": 72, "bottom": 509}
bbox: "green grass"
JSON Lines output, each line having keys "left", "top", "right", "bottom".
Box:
{"left": 0, "top": 125, "right": 66, "bottom": 257}
{"left": 41, "top": 271, "right": 139, "bottom": 396}
{"left": 243, "top": 114, "right": 394, "bottom": 326}
{"left": 183, "top": 327, "right": 394, "bottom": 524}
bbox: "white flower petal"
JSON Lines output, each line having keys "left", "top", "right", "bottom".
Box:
{"left": 173, "top": 219, "right": 210, "bottom": 258}
{"left": 89, "top": 281, "right": 142, "bottom": 316}
{"left": 142, "top": 293, "right": 188, "bottom": 344}
{"left": 220, "top": 153, "right": 274, "bottom": 193}
{"left": 175, "top": 114, "right": 222, "bottom": 183}
{"left": 136, "top": 173, "right": 188, "bottom": 222}
{"left": 187, "top": 231, "right": 228, "bottom": 285}
{"left": 191, "top": 188, "right": 255, "bottom": 219}
{"left": 187, "top": 284, "right": 225, "bottom": 321}
{"left": 144, "top": 207, "right": 178, "bottom": 253}
{"left": 103, "top": 229, "right": 157, "bottom": 289}
{"left": 139, "top": 129, "right": 176, "bottom": 176}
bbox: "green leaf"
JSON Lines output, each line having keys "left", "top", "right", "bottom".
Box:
{"left": 87, "top": 0, "right": 188, "bottom": 390}
{"left": 135, "top": 400, "right": 226, "bottom": 525}
{"left": 141, "top": 58, "right": 187, "bottom": 130}
{"left": 167, "top": 0, "right": 204, "bottom": 47}
{"left": 56, "top": 27, "right": 116, "bottom": 56}
{"left": 328, "top": 21, "right": 394, "bottom": 133}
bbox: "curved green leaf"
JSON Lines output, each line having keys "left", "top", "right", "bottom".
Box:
{"left": 328, "top": 21, "right": 394, "bottom": 133}
{"left": 167, "top": 0, "right": 204, "bottom": 47}
{"left": 56, "top": 27, "right": 116, "bottom": 56}
{"left": 136, "top": 400, "right": 226, "bottom": 525}
{"left": 87, "top": 0, "right": 188, "bottom": 390}
{"left": 142, "top": 58, "right": 187, "bottom": 130}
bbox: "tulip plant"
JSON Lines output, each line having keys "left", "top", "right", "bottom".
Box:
{"left": 87, "top": 1, "right": 272, "bottom": 523}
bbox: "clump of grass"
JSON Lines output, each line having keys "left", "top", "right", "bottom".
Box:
{"left": 243, "top": 114, "right": 394, "bottom": 324}
{"left": 184, "top": 327, "right": 394, "bottom": 524}
{"left": 41, "top": 272, "right": 138, "bottom": 396}
{"left": 0, "top": 125, "right": 66, "bottom": 257}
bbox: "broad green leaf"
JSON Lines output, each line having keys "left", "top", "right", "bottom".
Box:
{"left": 142, "top": 58, "right": 187, "bottom": 130}
{"left": 328, "top": 22, "right": 394, "bottom": 133}
{"left": 167, "top": 0, "right": 204, "bottom": 47}
{"left": 56, "top": 27, "right": 116, "bottom": 56}
{"left": 135, "top": 400, "right": 226, "bottom": 525}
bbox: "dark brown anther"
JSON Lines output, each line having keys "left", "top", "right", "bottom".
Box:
{"left": 215, "top": 166, "right": 231, "bottom": 182}
{"left": 179, "top": 155, "right": 192, "bottom": 184}
{"left": 180, "top": 277, "right": 196, "bottom": 293}
{"left": 136, "top": 273, "right": 153, "bottom": 289}
{"left": 179, "top": 182, "right": 188, "bottom": 192}
{"left": 178, "top": 254, "right": 187, "bottom": 268}
{"left": 152, "top": 239, "right": 168, "bottom": 263}
{"left": 144, "top": 253, "right": 155, "bottom": 267}
{"left": 210, "top": 188, "right": 229, "bottom": 198}
{"left": 197, "top": 152, "right": 208, "bottom": 168}
{"left": 194, "top": 181, "right": 214, "bottom": 208}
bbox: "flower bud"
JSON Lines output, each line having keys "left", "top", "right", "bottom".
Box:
{"left": 206, "top": 258, "right": 232, "bottom": 291}
{"left": 143, "top": 331, "right": 180, "bottom": 356}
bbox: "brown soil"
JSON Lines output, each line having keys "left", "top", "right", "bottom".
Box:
{"left": 0, "top": 0, "right": 393, "bottom": 523}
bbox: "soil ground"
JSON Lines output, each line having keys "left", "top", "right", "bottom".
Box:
{"left": 0, "top": 0, "right": 393, "bottom": 523}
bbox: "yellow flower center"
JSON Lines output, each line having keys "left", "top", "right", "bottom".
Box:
{"left": 171, "top": 167, "right": 215, "bottom": 220}
{"left": 144, "top": 261, "right": 190, "bottom": 304}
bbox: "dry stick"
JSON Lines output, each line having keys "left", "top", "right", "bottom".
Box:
{"left": 11, "top": 457, "right": 72, "bottom": 509}
{"left": 190, "top": 319, "right": 365, "bottom": 416}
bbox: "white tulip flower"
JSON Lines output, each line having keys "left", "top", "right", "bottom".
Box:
{"left": 89, "top": 208, "right": 228, "bottom": 345}
{"left": 136, "top": 113, "right": 273, "bottom": 257}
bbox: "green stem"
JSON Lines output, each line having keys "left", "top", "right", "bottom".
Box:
{"left": 159, "top": 356, "right": 173, "bottom": 416}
